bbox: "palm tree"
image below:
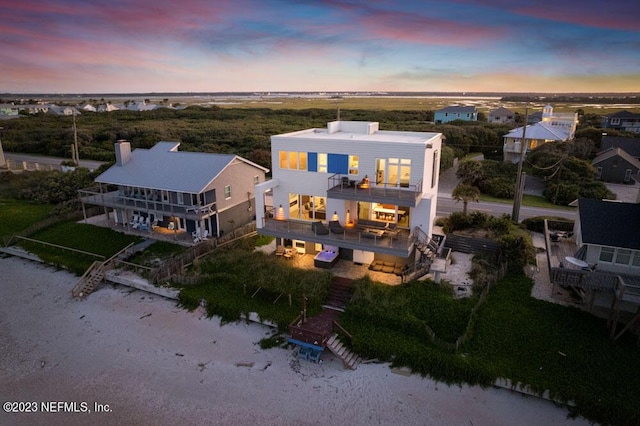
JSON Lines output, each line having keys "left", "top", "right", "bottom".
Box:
{"left": 452, "top": 183, "right": 480, "bottom": 215}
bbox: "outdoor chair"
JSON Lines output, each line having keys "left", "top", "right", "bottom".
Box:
{"left": 329, "top": 220, "right": 344, "bottom": 234}
{"left": 312, "top": 221, "right": 329, "bottom": 235}
{"left": 275, "top": 245, "right": 285, "bottom": 256}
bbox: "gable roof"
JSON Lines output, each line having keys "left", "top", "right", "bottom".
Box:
{"left": 578, "top": 198, "right": 640, "bottom": 250}
{"left": 601, "top": 136, "right": 640, "bottom": 158}
{"left": 489, "top": 107, "right": 515, "bottom": 116}
{"left": 503, "top": 122, "right": 570, "bottom": 141}
{"left": 96, "top": 142, "right": 268, "bottom": 193}
{"left": 436, "top": 105, "right": 477, "bottom": 114}
{"left": 606, "top": 110, "right": 640, "bottom": 119}
{"left": 592, "top": 148, "right": 640, "bottom": 169}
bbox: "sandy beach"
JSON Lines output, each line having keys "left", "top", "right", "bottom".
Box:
{"left": 0, "top": 256, "right": 588, "bottom": 426}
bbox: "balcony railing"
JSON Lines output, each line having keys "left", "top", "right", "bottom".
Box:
{"left": 259, "top": 216, "right": 414, "bottom": 257}
{"left": 78, "top": 189, "right": 216, "bottom": 220}
{"left": 326, "top": 174, "right": 423, "bottom": 206}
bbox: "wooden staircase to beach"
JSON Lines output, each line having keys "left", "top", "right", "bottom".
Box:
{"left": 322, "top": 277, "right": 355, "bottom": 312}
{"left": 71, "top": 242, "right": 137, "bottom": 299}
{"left": 326, "top": 333, "right": 362, "bottom": 370}
{"left": 71, "top": 260, "right": 107, "bottom": 298}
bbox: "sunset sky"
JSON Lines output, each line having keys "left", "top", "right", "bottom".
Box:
{"left": 2, "top": 0, "right": 639, "bottom": 94}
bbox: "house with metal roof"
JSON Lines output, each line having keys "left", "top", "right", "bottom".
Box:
{"left": 79, "top": 141, "right": 268, "bottom": 242}
{"left": 434, "top": 106, "right": 477, "bottom": 124}
{"left": 503, "top": 105, "right": 578, "bottom": 163}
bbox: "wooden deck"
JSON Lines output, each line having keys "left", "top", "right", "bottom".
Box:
{"left": 289, "top": 277, "right": 355, "bottom": 348}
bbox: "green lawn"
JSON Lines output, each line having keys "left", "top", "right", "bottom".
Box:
{"left": 479, "top": 193, "right": 576, "bottom": 210}
{"left": 19, "top": 222, "right": 143, "bottom": 274}
{"left": 0, "top": 198, "right": 53, "bottom": 240}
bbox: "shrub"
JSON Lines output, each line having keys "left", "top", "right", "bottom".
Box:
{"left": 479, "top": 177, "right": 515, "bottom": 199}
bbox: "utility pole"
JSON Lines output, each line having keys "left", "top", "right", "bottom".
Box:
{"left": 72, "top": 111, "right": 80, "bottom": 165}
{"left": 511, "top": 106, "right": 529, "bottom": 222}
{"left": 0, "top": 126, "right": 5, "bottom": 168}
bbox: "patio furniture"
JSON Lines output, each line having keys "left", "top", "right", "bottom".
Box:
{"left": 297, "top": 346, "right": 311, "bottom": 360}
{"left": 329, "top": 220, "right": 344, "bottom": 234}
{"left": 275, "top": 245, "right": 285, "bottom": 256}
{"left": 311, "top": 221, "right": 329, "bottom": 235}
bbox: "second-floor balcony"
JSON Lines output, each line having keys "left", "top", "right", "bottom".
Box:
{"left": 259, "top": 216, "right": 415, "bottom": 257}
{"left": 79, "top": 189, "right": 217, "bottom": 221}
{"left": 326, "top": 174, "right": 423, "bottom": 207}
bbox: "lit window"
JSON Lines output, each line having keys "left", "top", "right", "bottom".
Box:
{"left": 599, "top": 247, "right": 614, "bottom": 263}
{"left": 224, "top": 185, "right": 231, "bottom": 199}
{"left": 318, "top": 153, "right": 327, "bottom": 173}
{"left": 288, "top": 152, "right": 298, "bottom": 170}
{"left": 615, "top": 249, "right": 631, "bottom": 265}
{"left": 349, "top": 155, "right": 359, "bottom": 175}
{"left": 298, "top": 152, "right": 307, "bottom": 171}
{"left": 279, "top": 151, "right": 287, "bottom": 169}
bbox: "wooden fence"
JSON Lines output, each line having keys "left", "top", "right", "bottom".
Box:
{"left": 149, "top": 222, "right": 257, "bottom": 285}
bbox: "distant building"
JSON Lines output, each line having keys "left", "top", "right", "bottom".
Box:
{"left": 488, "top": 107, "right": 515, "bottom": 124}
{"left": 503, "top": 105, "right": 578, "bottom": 163}
{"left": 601, "top": 111, "right": 640, "bottom": 134}
{"left": 48, "top": 105, "right": 80, "bottom": 116}
{"left": 434, "top": 106, "right": 477, "bottom": 124}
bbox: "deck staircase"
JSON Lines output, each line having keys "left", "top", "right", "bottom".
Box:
{"left": 326, "top": 333, "right": 362, "bottom": 370}
{"left": 71, "top": 242, "right": 137, "bottom": 299}
{"left": 403, "top": 228, "right": 441, "bottom": 281}
{"left": 71, "top": 260, "right": 107, "bottom": 298}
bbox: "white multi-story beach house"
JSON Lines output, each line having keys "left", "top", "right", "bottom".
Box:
{"left": 254, "top": 121, "right": 443, "bottom": 277}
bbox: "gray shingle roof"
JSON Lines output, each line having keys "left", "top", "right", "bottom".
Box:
{"left": 601, "top": 136, "right": 640, "bottom": 158}
{"left": 95, "top": 142, "right": 266, "bottom": 193}
{"left": 578, "top": 198, "right": 640, "bottom": 250}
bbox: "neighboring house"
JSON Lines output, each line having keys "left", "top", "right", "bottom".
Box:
{"left": 81, "top": 104, "right": 97, "bottom": 112}
{"left": 601, "top": 110, "right": 640, "bottom": 134}
{"left": 503, "top": 105, "right": 578, "bottom": 163}
{"left": 123, "top": 100, "right": 159, "bottom": 112}
{"left": 79, "top": 141, "right": 268, "bottom": 241}
{"left": 97, "top": 103, "right": 119, "bottom": 112}
{"left": 601, "top": 136, "right": 640, "bottom": 160}
{"left": 48, "top": 105, "right": 79, "bottom": 116}
{"left": 592, "top": 148, "right": 640, "bottom": 184}
{"left": 254, "top": 120, "right": 443, "bottom": 274}
{"left": 0, "top": 104, "right": 20, "bottom": 116}
{"left": 488, "top": 107, "right": 515, "bottom": 124}
{"left": 434, "top": 106, "right": 477, "bottom": 124}
{"left": 573, "top": 198, "right": 640, "bottom": 278}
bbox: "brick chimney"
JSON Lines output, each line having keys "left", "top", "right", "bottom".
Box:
{"left": 114, "top": 140, "right": 131, "bottom": 166}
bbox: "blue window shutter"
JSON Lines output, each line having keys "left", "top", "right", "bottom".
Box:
{"left": 308, "top": 152, "right": 317, "bottom": 172}
{"left": 328, "top": 154, "right": 348, "bottom": 174}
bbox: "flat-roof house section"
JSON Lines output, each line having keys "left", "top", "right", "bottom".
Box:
{"left": 255, "top": 121, "right": 443, "bottom": 277}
